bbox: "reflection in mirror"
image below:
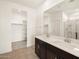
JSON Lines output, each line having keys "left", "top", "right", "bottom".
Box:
{"left": 44, "top": 0, "right": 79, "bottom": 40}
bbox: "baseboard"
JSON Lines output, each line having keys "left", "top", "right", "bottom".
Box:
{"left": 0, "top": 48, "right": 12, "bottom": 54}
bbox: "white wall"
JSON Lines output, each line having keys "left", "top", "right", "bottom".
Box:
{"left": 0, "top": 0, "right": 38, "bottom": 54}
{"left": 35, "top": 10, "right": 44, "bottom": 35}
{"left": 0, "top": 1, "right": 12, "bottom": 54}
{"left": 27, "top": 9, "right": 38, "bottom": 47}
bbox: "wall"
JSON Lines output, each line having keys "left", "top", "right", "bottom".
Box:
{"left": 0, "top": 0, "right": 37, "bottom": 54}
{"left": 35, "top": 10, "right": 44, "bottom": 35}
{"left": 0, "top": 1, "right": 12, "bottom": 54}
{"left": 27, "top": 9, "right": 38, "bottom": 47}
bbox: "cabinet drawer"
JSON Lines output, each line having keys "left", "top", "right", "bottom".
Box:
{"left": 35, "top": 38, "right": 40, "bottom": 57}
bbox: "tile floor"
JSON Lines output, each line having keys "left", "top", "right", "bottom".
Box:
{"left": 0, "top": 46, "right": 39, "bottom": 59}
{"left": 0, "top": 40, "right": 39, "bottom": 59}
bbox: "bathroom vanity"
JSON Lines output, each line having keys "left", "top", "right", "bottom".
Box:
{"left": 36, "top": 0, "right": 79, "bottom": 59}
{"left": 35, "top": 35, "right": 79, "bottom": 59}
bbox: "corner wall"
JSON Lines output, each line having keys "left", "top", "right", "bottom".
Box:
{"left": 0, "top": 0, "right": 38, "bottom": 53}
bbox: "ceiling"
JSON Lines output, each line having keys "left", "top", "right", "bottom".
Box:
{"left": 3, "top": 0, "right": 46, "bottom": 8}
{"left": 46, "top": 0, "right": 79, "bottom": 16}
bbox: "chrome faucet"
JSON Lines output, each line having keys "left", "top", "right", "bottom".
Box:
{"left": 64, "top": 38, "right": 71, "bottom": 43}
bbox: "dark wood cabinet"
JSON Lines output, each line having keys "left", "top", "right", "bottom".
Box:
{"left": 35, "top": 38, "right": 40, "bottom": 57}
{"left": 35, "top": 38, "right": 79, "bottom": 59}
{"left": 47, "top": 48, "right": 57, "bottom": 59}
{"left": 35, "top": 38, "right": 46, "bottom": 59}
{"left": 40, "top": 42, "right": 46, "bottom": 59}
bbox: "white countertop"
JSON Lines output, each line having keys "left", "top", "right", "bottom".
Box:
{"left": 36, "top": 35, "right": 79, "bottom": 58}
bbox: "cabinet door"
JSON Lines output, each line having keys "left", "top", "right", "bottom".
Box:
{"left": 40, "top": 44, "right": 46, "bottom": 59}
{"left": 47, "top": 48, "right": 57, "bottom": 59}
{"left": 35, "top": 38, "right": 47, "bottom": 59}
{"left": 35, "top": 38, "right": 40, "bottom": 57}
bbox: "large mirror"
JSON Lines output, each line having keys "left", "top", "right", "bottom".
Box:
{"left": 44, "top": 0, "right": 79, "bottom": 39}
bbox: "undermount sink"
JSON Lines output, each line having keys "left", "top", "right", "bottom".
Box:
{"left": 53, "top": 38, "right": 79, "bottom": 50}
{"left": 74, "top": 48, "right": 79, "bottom": 51}
{"left": 64, "top": 38, "right": 72, "bottom": 43}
